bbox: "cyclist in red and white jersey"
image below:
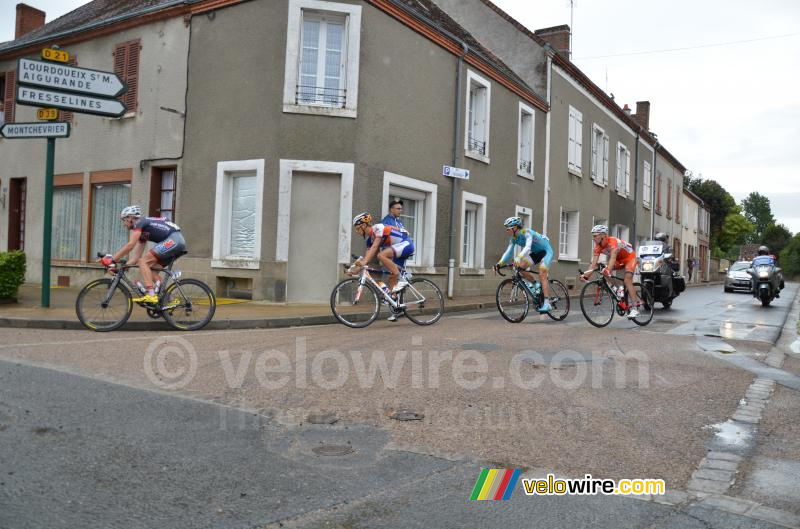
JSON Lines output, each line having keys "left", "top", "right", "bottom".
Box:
{"left": 352, "top": 212, "right": 414, "bottom": 294}
{"left": 580, "top": 224, "right": 641, "bottom": 319}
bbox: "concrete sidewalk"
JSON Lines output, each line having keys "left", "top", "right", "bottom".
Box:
{"left": 0, "top": 280, "right": 721, "bottom": 331}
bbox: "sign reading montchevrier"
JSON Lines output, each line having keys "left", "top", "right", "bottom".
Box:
{"left": 1, "top": 121, "right": 70, "bottom": 139}
{"left": 17, "top": 58, "right": 126, "bottom": 98}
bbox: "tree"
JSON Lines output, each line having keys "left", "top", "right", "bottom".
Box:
{"left": 762, "top": 223, "right": 793, "bottom": 256}
{"left": 686, "top": 178, "right": 737, "bottom": 249}
{"left": 718, "top": 213, "right": 755, "bottom": 257}
{"left": 779, "top": 234, "right": 800, "bottom": 277}
{"left": 741, "top": 192, "right": 775, "bottom": 240}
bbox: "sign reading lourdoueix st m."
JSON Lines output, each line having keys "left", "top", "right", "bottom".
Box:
{"left": 17, "top": 58, "right": 126, "bottom": 98}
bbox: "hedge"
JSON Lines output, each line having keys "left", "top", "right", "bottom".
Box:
{"left": 0, "top": 251, "right": 26, "bottom": 300}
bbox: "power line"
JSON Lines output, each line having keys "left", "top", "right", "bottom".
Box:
{"left": 574, "top": 32, "right": 800, "bottom": 60}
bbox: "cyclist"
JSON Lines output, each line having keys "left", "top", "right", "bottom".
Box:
{"left": 99, "top": 206, "right": 186, "bottom": 304}
{"left": 493, "top": 217, "right": 554, "bottom": 313}
{"left": 352, "top": 212, "right": 414, "bottom": 292}
{"left": 580, "top": 224, "right": 641, "bottom": 319}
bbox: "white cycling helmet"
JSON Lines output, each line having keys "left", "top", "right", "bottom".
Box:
{"left": 590, "top": 224, "right": 609, "bottom": 234}
{"left": 352, "top": 212, "right": 373, "bottom": 226}
{"left": 503, "top": 216, "right": 523, "bottom": 229}
{"left": 120, "top": 205, "right": 142, "bottom": 219}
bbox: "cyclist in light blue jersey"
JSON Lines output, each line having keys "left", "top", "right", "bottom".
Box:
{"left": 493, "top": 216, "right": 554, "bottom": 313}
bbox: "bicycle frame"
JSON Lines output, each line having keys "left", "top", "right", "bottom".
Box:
{"left": 102, "top": 262, "right": 183, "bottom": 309}
{"left": 583, "top": 266, "right": 630, "bottom": 306}
{"left": 497, "top": 265, "right": 543, "bottom": 303}
{"left": 350, "top": 265, "right": 424, "bottom": 310}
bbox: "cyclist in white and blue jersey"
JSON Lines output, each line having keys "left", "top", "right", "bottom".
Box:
{"left": 493, "top": 217, "right": 554, "bottom": 313}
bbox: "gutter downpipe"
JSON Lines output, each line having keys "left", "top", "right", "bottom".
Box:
{"left": 632, "top": 129, "right": 640, "bottom": 244}
{"left": 447, "top": 40, "right": 469, "bottom": 299}
{"left": 651, "top": 142, "right": 658, "bottom": 238}
{"left": 542, "top": 50, "right": 554, "bottom": 237}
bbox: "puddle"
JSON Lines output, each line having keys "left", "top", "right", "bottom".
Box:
{"left": 704, "top": 420, "right": 752, "bottom": 447}
{"left": 791, "top": 339, "right": 800, "bottom": 355}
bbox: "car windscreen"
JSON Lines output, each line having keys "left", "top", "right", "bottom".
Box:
{"left": 730, "top": 262, "right": 751, "bottom": 271}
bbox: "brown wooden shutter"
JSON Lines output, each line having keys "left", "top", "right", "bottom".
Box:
{"left": 114, "top": 40, "right": 140, "bottom": 114}
{"left": 4, "top": 70, "right": 15, "bottom": 124}
{"left": 58, "top": 56, "right": 77, "bottom": 123}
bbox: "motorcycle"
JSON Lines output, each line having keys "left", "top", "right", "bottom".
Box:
{"left": 637, "top": 241, "right": 685, "bottom": 309}
{"left": 748, "top": 262, "right": 783, "bottom": 307}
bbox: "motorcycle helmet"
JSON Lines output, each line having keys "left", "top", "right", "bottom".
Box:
{"left": 654, "top": 232, "right": 668, "bottom": 242}
{"left": 757, "top": 245, "right": 769, "bottom": 256}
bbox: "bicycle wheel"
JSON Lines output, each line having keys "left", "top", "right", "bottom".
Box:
{"left": 331, "top": 278, "right": 380, "bottom": 328}
{"left": 161, "top": 279, "right": 216, "bottom": 331}
{"left": 545, "top": 279, "right": 570, "bottom": 321}
{"left": 75, "top": 278, "right": 133, "bottom": 332}
{"left": 630, "top": 282, "right": 654, "bottom": 326}
{"left": 401, "top": 278, "right": 445, "bottom": 325}
{"left": 579, "top": 280, "right": 615, "bottom": 328}
{"left": 496, "top": 278, "right": 529, "bottom": 323}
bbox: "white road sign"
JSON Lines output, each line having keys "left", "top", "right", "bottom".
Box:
{"left": 1, "top": 121, "right": 70, "bottom": 139}
{"left": 16, "top": 86, "right": 126, "bottom": 118}
{"left": 443, "top": 165, "right": 470, "bottom": 179}
{"left": 17, "top": 58, "right": 126, "bottom": 98}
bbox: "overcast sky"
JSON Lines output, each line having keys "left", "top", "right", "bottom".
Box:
{"left": 3, "top": 0, "right": 799, "bottom": 233}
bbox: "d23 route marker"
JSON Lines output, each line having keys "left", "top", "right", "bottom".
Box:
{"left": 1, "top": 121, "right": 70, "bottom": 139}
{"left": 16, "top": 85, "right": 126, "bottom": 118}
{"left": 17, "top": 57, "right": 126, "bottom": 98}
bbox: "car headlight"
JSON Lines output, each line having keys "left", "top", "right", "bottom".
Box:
{"left": 642, "top": 262, "right": 654, "bottom": 272}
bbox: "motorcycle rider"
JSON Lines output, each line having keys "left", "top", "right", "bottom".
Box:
{"left": 750, "top": 245, "right": 781, "bottom": 298}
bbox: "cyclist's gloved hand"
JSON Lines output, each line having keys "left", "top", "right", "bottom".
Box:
{"left": 99, "top": 255, "right": 114, "bottom": 267}
{"left": 602, "top": 267, "right": 611, "bottom": 277}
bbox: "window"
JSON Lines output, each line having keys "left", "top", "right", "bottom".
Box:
{"left": 460, "top": 192, "right": 486, "bottom": 269}
{"left": 590, "top": 124, "right": 609, "bottom": 185}
{"left": 465, "top": 70, "right": 491, "bottom": 162}
{"left": 113, "top": 40, "right": 140, "bottom": 115}
{"left": 382, "top": 172, "right": 438, "bottom": 268}
{"left": 559, "top": 209, "right": 579, "bottom": 260}
{"left": 52, "top": 186, "right": 82, "bottom": 260}
{"left": 213, "top": 159, "right": 265, "bottom": 268}
{"left": 2, "top": 70, "right": 16, "bottom": 124}
{"left": 283, "top": 0, "right": 362, "bottom": 118}
{"left": 667, "top": 179, "right": 672, "bottom": 219}
{"left": 149, "top": 167, "right": 177, "bottom": 221}
{"left": 567, "top": 106, "right": 582, "bottom": 175}
{"left": 642, "top": 160, "right": 652, "bottom": 208}
{"left": 613, "top": 224, "right": 630, "bottom": 242}
{"left": 90, "top": 183, "right": 130, "bottom": 258}
{"left": 616, "top": 143, "right": 630, "bottom": 196}
{"left": 517, "top": 103, "right": 534, "bottom": 178}
{"left": 515, "top": 205, "right": 533, "bottom": 229}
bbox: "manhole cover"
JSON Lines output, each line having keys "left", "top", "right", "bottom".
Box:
{"left": 390, "top": 410, "right": 424, "bottom": 421}
{"left": 307, "top": 413, "right": 338, "bottom": 425}
{"left": 461, "top": 343, "right": 501, "bottom": 351}
{"left": 312, "top": 445, "right": 354, "bottom": 457}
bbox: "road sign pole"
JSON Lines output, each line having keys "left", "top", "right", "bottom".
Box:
{"left": 41, "top": 137, "right": 55, "bottom": 308}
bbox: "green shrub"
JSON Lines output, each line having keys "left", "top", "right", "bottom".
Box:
{"left": 779, "top": 234, "right": 800, "bottom": 278}
{"left": 0, "top": 251, "right": 26, "bottom": 299}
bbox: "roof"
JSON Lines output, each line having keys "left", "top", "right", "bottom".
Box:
{"left": 0, "top": 0, "right": 185, "bottom": 54}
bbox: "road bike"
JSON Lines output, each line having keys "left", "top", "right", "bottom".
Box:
{"left": 495, "top": 265, "right": 570, "bottom": 323}
{"left": 330, "top": 257, "right": 444, "bottom": 328}
{"left": 75, "top": 252, "right": 216, "bottom": 331}
{"left": 578, "top": 265, "right": 654, "bottom": 327}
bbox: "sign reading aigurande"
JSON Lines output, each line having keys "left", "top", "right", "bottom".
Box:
{"left": 1, "top": 122, "right": 70, "bottom": 139}
{"left": 17, "top": 58, "right": 126, "bottom": 98}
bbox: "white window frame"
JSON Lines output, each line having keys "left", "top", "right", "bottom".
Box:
{"left": 382, "top": 172, "right": 437, "bottom": 269}
{"left": 517, "top": 102, "right": 535, "bottom": 179}
{"left": 613, "top": 224, "right": 630, "bottom": 242}
{"left": 459, "top": 191, "right": 486, "bottom": 269}
{"left": 590, "top": 124, "right": 609, "bottom": 186}
{"left": 616, "top": 142, "right": 631, "bottom": 197}
{"left": 515, "top": 205, "right": 533, "bottom": 230}
{"left": 559, "top": 208, "right": 580, "bottom": 261}
{"left": 567, "top": 105, "right": 583, "bottom": 176}
{"left": 212, "top": 159, "right": 266, "bottom": 269}
{"left": 283, "top": 0, "right": 362, "bottom": 118}
{"left": 275, "top": 159, "right": 354, "bottom": 264}
{"left": 642, "top": 160, "right": 652, "bottom": 209}
{"left": 464, "top": 69, "right": 491, "bottom": 164}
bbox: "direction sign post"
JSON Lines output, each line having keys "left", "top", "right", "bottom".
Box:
{"left": 16, "top": 86, "right": 126, "bottom": 118}
{"left": 17, "top": 58, "right": 126, "bottom": 98}
{"left": 442, "top": 165, "right": 470, "bottom": 180}
{"left": 0, "top": 122, "right": 70, "bottom": 139}
{"left": 41, "top": 138, "right": 56, "bottom": 308}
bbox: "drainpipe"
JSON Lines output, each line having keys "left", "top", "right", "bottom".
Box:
{"left": 542, "top": 50, "right": 554, "bottom": 237}
{"left": 650, "top": 141, "right": 658, "bottom": 238}
{"left": 447, "top": 40, "right": 469, "bottom": 299}
{"left": 632, "top": 130, "right": 640, "bottom": 244}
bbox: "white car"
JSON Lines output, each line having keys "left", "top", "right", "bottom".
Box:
{"left": 724, "top": 261, "right": 752, "bottom": 292}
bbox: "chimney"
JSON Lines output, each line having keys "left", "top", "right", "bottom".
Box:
{"left": 622, "top": 103, "right": 632, "bottom": 116}
{"left": 15, "top": 3, "right": 46, "bottom": 39}
{"left": 633, "top": 100, "right": 651, "bottom": 130}
{"left": 534, "top": 25, "right": 571, "bottom": 59}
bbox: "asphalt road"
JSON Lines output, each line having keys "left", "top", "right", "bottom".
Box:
{"left": 0, "top": 283, "right": 797, "bottom": 528}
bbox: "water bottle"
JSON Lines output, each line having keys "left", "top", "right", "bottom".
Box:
{"left": 154, "top": 280, "right": 161, "bottom": 294}
{"left": 377, "top": 281, "right": 390, "bottom": 304}
{"left": 532, "top": 281, "right": 541, "bottom": 297}
{"left": 135, "top": 281, "right": 146, "bottom": 294}
{"left": 615, "top": 285, "right": 625, "bottom": 298}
